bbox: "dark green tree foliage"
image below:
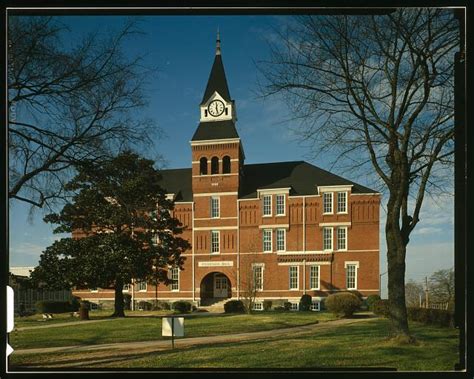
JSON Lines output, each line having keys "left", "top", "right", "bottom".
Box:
{"left": 31, "top": 152, "right": 190, "bottom": 317}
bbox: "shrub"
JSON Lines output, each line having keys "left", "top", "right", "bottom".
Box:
{"left": 372, "top": 299, "right": 390, "bottom": 317}
{"left": 80, "top": 300, "right": 90, "bottom": 310}
{"left": 138, "top": 301, "right": 152, "bottom": 311}
{"left": 325, "top": 292, "right": 361, "bottom": 317}
{"left": 366, "top": 294, "right": 381, "bottom": 310}
{"left": 70, "top": 296, "right": 81, "bottom": 312}
{"left": 263, "top": 300, "right": 272, "bottom": 311}
{"left": 35, "top": 300, "right": 77, "bottom": 314}
{"left": 224, "top": 300, "right": 245, "bottom": 313}
{"left": 283, "top": 302, "right": 292, "bottom": 311}
{"left": 299, "top": 294, "right": 312, "bottom": 312}
{"left": 274, "top": 306, "right": 286, "bottom": 312}
{"left": 172, "top": 301, "right": 192, "bottom": 314}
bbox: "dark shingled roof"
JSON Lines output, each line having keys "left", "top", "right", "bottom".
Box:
{"left": 201, "top": 54, "right": 231, "bottom": 104}
{"left": 191, "top": 120, "right": 239, "bottom": 141}
{"left": 158, "top": 161, "right": 377, "bottom": 202}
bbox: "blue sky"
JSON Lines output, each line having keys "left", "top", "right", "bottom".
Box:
{"left": 9, "top": 15, "right": 454, "bottom": 296}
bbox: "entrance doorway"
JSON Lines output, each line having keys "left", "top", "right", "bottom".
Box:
{"left": 200, "top": 272, "right": 232, "bottom": 305}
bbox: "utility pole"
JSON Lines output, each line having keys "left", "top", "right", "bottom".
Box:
{"left": 424, "top": 276, "right": 429, "bottom": 308}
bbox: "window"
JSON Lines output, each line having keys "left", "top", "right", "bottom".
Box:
{"left": 289, "top": 266, "right": 299, "bottom": 290}
{"left": 252, "top": 302, "right": 263, "bottom": 311}
{"left": 290, "top": 302, "right": 299, "bottom": 311}
{"left": 152, "top": 232, "right": 160, "bottom": 246}
{"left": 122, "top": 284, "right": 130, "bottom": 292}
{"left": 276, "top": 229, "right": 286, "bottom": 251}
{"left": 211, "top": 230, "right": 220, "bottom": 253}
{"left": 211, "top": 197, "right": 220, "bottom": 218}
{"left": 337, "top": 192, "right": 347, "bottom": 213}
{"left": 276, "top": 194, "right": 285, "bottom": 216}
{"left": 263, "top": 229, "right": 272, "bottom": 252}
{"left": 199, "top": 157, "right": 208, "bottom": 175}
{"left": 310, "top": 265, "right": 320, "bottom": 290}
{"left": 346, "top": 264, "right": 358, "bottom": 290}
{"left": 223, "top": 156, "right": 231, "bottom": 174}
{"left": 262, "top": 195, "right": 272, "bottom": 216}
{"left": 211, "top": 156, "right": 219, "bottom": 174}
{"left": 323, "top": 192, "right": 333, "bottom": 214}
{"left": 90, "top": 287, "right": 98, "bottom": 293}
{"left": 337, "top": 227, "right": 347, "bottom": 250}
{"left": 90, "top": 302, "right": 99, "bottom": 310}
{"left": 253, "top": 266, "right": 263, "bottom": 291}
{"left": 323, "top": 227, "right": 333, "bottom": 251}
{"left": 310, "top": 301, "right": 321, "bottom": 311}
{"left": 170, "top": 267, "right": 179, "bottom": 291}
{"left": 137, "top": 281, "right": 147, "bottom": 292}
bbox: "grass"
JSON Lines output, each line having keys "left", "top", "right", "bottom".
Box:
{"left": 8, "top": 318, "right": 459, "bottom": 371}
{"left": 10, "top": 311, "right": 335, "bottom": 350}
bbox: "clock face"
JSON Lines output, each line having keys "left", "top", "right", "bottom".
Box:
{"left": 208, "top": 100, "right": 225, "bottom": 117}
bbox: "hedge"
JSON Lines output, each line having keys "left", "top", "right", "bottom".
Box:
{"left": 325, "top": 292, "right": 361, "bottom": 317}
{"left": 366, "top": 294, "right": 381, "bottom": 310}
{"left": 35, "top": 300, "right": 77, "bottom": 314}
{"left": 263, "top": 300, "right": 272, "bottom": 311}
{"left": 172, "top": 301, "right": 192, "bottom": 313}
{"left": 407, "top": 307, "right": 454, "bottom": 327}
{"left": 224, "top": 300, "right": 245, "bottom": 313}
{"left": 372, "top": 299, "right": 390, "bottom": 317}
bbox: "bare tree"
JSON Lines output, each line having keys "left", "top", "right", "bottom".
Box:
{"left": 8, "top": 16, "right": 158, "bottom": 210}
{"left": 259, "top": 9, "right": 459, "bottom": 338}
{"left": 405, "top": 279, "right": 424, "bottom": 307}
{"left": 429, "top": 268, "right": 454, "bottom": 308}
{"left": 239, "top": 240, "right": 262, "bottom": 314}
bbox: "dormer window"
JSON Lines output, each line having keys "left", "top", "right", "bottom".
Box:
{"left": 223, "top": 156, "right": 231, "bottom": 174}
{"left": 200, "top": 157, "right": 208, "bottom": 175}
{"left": 211, "top": 157, "right": 219, "bottom": 174}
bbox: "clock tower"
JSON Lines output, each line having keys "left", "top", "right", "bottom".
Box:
{"left": 190, "top": 32, "right": 244, "bottom": 200}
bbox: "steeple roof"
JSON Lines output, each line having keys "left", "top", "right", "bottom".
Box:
{"left": 200, "top": 32, "right": 232, "bottom": 105}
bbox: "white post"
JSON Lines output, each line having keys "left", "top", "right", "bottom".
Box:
{"left": 131, "top": 278, "right": 135, "bottom": 311}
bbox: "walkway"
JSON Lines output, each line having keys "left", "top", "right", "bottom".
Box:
{"left": 13, "top": 316, "right": 376, "bottom": 357}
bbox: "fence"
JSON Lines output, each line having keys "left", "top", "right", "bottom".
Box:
{"left": 13, "top": 288, "right": 73, "bottom": 314}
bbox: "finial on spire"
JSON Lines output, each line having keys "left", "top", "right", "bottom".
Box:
{"left": 216, "top": 27, "right": 221, "bottom": 55}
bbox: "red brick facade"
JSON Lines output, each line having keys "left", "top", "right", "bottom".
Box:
{"left": 73, "top": 38, "right": 380, "bottom": 310}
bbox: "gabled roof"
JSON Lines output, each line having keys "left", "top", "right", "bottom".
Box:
{"left": 191, "top": 120, "right": 239, "bottom": 141}
{"left": 158, "top": 161, "right": 378, "bottom": 202}
{"left": 200, "top": 54, "right": 231, "bottom": 105}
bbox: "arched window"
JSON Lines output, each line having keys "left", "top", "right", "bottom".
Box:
{"left": 211, "top": 157, "right": 219, "bottom": 175}
{"left": 200, "top": 157, "right": 208, "bottom": 175}
{"left": 223, "top": 156, "right": 231, "bottom": 174}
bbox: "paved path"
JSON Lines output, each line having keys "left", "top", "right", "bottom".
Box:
{"left": 13, "top": 316, "right": 376, "bottom": 357}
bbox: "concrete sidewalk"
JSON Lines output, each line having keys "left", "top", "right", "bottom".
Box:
{"left": 13, "top": 316, "right": 376, "bottom": 356}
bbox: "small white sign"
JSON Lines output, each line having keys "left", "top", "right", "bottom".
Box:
{"left": 198, "top": 261, "right": 233, "bottom": 267}
{"left": 162, "top": 317, "right": 184, "bottom": 337}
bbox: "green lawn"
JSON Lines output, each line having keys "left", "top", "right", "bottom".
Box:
{"left": 9, "top": 318, "right": 459, "bottom": 371}
{"left": 10, "top": 311, "right": 335, "bottom": 350}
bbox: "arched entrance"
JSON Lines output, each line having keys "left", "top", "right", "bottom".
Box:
{"left": 200, "top": 272, "right": 232, "bottom": 305}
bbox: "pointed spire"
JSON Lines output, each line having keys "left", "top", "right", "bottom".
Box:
{"left": 216, "top": 27, "right": 221, "bottom": 55}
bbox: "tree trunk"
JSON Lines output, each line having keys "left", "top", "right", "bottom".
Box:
{"left": 112, "top": 279, "right": 126, "bottom": 317}
{"left": 385, "top": 205, "right": 411, "bottom": 339}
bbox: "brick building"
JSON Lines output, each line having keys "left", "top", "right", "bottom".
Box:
{"left": 74, "top": 35, "right": 380, "bottom": 311}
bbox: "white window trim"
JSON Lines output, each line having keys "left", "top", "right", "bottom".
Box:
{"left": 90, "top": 288, "right": 99, "bottom": 293}
{"left": 252, "top": 302, "right": 264, "bottom": 311}
{"left": 253, "top": 265, "right": 264, "bottom": 291}
{"left": 262, "top": 195, "right": 272, "bottom": 217}
{"left": 276, "top": 228, "right": 286, "bottom": 252}
{"left": 337, "top": 227, "right": 348, "bottom": 251}
{"left": 337, "top": 191, "right": 348, "bottom": 214}
{"left": 323, "top": 192, "right": 333, "bottom": 214}
{"left": 211, "top": 196, "right": 220, "bottom": 219}
{"left": 122, "top": 284, "right": 130, "bottom": 292}
{"left": 310, "top": 300, "right": 321, "bottom": 311}
{"left": 323, "top": 227, "right": 333, "bottom": 251}
{"left": 263, "top": 229, "right": 273, "bottom": 253}
{"left": 170, "top": 267, "right": 180, "bottom": 292}
{"left": 344, "top": 262, "right": 359, "bottom": 290}
{"left": 275, "top": 194, "right": 286, "bottom": 216}
{"left": 211, "top": 230, "right": 220, "bottom": 254}
{"left": 309, "top": 265, "right": 320, "bottom": 290}
{"left": 289, "top": 266, "right": 299, "bottom": 290}
{"left": 137, "top": 281, "right": 147, "bottom": 292}
{"left": 290, "top": 302, "right": 299, "bottom": 311}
